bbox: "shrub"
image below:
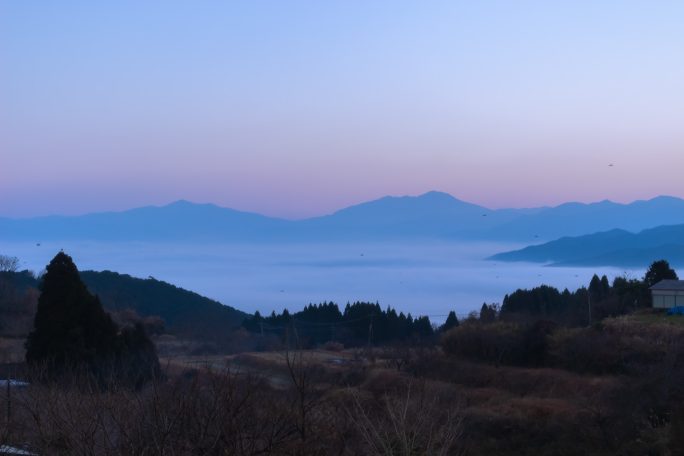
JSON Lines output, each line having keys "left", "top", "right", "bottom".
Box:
{"left": 521, "top": 320, "right": 557, "bottom": 367}
{"left": 441, "top": 322, "right": 524, "bottom": 366}
{"left": 548, "top": 320, "right": 684, "bottom": 375}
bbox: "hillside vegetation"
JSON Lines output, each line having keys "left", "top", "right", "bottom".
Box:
{"left": 80, "top": 270, "right": 246, "bottom": 343}
{"left": 0, "top": 268, "right": 246, "bottom": 347}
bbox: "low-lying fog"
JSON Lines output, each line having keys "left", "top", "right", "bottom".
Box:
{"left": 1, "top": 241, "right": 643, "bottom": 321}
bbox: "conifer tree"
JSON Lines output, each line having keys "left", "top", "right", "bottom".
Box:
{"left": 25, "top": 252, "right": 118, "bottom": 369}
{"left": 441, "top": 311, "right": 460, "bottom": 332}
{"left": 589, "top": 274, "right": 603, "bottom": 301}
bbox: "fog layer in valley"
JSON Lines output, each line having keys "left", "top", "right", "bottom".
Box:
{"left": 0, "top": 241, "right": 642, "bottom": 320}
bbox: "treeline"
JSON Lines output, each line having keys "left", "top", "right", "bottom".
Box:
{"left": 244, "top": 260, "right": 679, "bottom": 348}
{"left": 440, "top": 259, "right": 682, "bottom": 373}
{"left": 243, "top": 302, "right": 460, "bottom": 347}
{"left": 499, "top": 260, "right": 677, "bottom": 326}
{"left": 0, "top": 270, "right": 38, "bottom": 338}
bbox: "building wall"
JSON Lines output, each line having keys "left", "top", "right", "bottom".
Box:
{"left": 652, "top": 291, "right": 684, "bottom": 308}
{"left": 653, "top": 294, "right": 665, "bottom": 308}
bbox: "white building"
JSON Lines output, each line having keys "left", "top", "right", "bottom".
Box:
{"left": 650, "top": 280, "right": 684, "bottom": 308}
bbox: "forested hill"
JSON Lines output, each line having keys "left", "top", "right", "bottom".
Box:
{"left": 0, "top": 269, "right": 246, "bottom": 342}
{"left": 79, "top": 271, "right": 246, "bottom": 341}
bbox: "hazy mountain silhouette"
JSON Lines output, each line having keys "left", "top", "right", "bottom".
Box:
{"left": 3, "top": 192, "right": 684, "bottom": 242}
{"left": 296, "top": 191, "right": 530, "bottom": 239}
{"left": 485, "top": 196, "right": 684, "bottom": 241}
{"left": 490, "top": 224, "right": 684, "bottom": 267}
{"left": 0, "top": 200, "right": 292, "bottom": 241}
{"left": 551, "top": 244, "right": 684, "bottom": 268}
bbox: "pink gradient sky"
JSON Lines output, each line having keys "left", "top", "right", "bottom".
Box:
{"left": 2, "top": 1, "right": 683, "bottom": 219}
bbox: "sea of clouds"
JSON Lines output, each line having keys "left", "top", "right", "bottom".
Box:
{"left": 0, "top": 240, "right": 642, "bottom": 322}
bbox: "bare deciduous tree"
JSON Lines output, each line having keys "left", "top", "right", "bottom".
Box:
{"left": 0, "top": 256, "right": 19, "bottom": 273}
{"left": 348, "top": 380, "right": 464, "bottom": 456}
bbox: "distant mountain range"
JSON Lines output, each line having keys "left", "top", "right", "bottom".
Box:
{"left": 489, "top": 224, "right": 684, "bottom": 267}
{"left": 3, "top": 192, "right": 684, "bottom": 243}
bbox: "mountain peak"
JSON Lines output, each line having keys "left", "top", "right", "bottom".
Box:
{"left": 419, "top": 190, "right": 453, "bottom": 198}
{"left": 415, "top": 190, "right": 460, "bottom": 202}
{"left": 647, "top": 195, "right": 683, "bottom": 203}
{"left": 166, "top": 199, "right": 200, "bottom": 207}
{"left": 162, "top": 200, "right": 224, "bottom": 211}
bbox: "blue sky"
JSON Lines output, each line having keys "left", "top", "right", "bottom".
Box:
{"left": 2, "top": 1, "right": 683, "bottom": 218}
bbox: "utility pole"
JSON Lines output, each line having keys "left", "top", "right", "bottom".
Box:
{"left": 6, "top": 377, "right": 10, "bottom": 429}
{"left": 588, "top": 293, "right": 592, "bottom": 326}
{"left": 292, "top": 318, "right": 300, "bottom": 348}
{"left": 367, "top": 315, "right": 374, "bottom": 347}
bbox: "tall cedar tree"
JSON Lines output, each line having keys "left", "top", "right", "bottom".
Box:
{"left": 440, "top": 311, "right": 460, "bottom": 332}
{"left": 25, "top": 252, "right": 119, "bottom": 369}
{"left": 644, "top": 259, "right": 679, "bottom": 288}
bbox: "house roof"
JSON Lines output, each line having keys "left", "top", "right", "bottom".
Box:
{"left": 650, "top": 280, "right": 684, "bottom": 291}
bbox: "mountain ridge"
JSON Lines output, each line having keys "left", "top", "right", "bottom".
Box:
{"left": 3, "top": 192, "right": 684, "bottom": 243}
{"left": 490, "top": 224, "right": 684, "bottom": 267}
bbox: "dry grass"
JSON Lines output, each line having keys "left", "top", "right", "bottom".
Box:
{"left": 0, "top": 315, "right": 677, "bottom": 455}
{"left": 613, "top": 311, "right": 684, "bottom": 329}
{"left": 0, "top": 337, "right": 25, "bottom": 364}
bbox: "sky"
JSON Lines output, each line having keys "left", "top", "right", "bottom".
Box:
{"left": 2, "top": 1, "right": 684, "bottom": 219}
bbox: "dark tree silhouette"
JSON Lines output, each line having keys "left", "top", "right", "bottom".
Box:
{"left": 25, "top": 252, "right": 118, "bottom": 369}
{"left": 600, "top": 275, "right": 610, "bottom": 297}
{"left": 412, "top": 316, "right": 434, "bottom": 338}
{"left": 479, "top": 303, "right": 497, "bottom": 323}
{"left": 644, "top": 260, "right": 678, "bottom": 288}
{"left": 588, "top": 274, "right": 611, "bottom": 301}
{"left": 440, "top": 311, "right": 460, "bottom": 332}
{"left": 116, "top": 323, "right": 160, "bottom": 388}
{"left": 243, "top": 301, "right": 442, "bottom": 346}
{"left": 25, "top": 252, "right": 159, "bottom": 383}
